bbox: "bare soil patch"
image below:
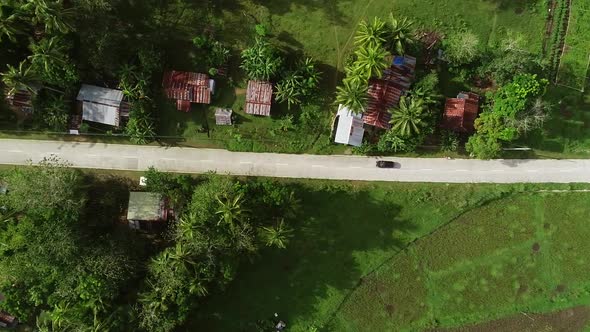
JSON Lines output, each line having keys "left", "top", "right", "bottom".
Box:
{"left": 430, "top": 306, "right": 590, "bottom": 332}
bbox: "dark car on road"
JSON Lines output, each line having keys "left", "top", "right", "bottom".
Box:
{"left": 376, "top": 160, "right": 396, "bottom": 168}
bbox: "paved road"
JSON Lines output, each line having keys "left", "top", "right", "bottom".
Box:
{"left": 0, "top": 139, "right": 589, "bottom": 183}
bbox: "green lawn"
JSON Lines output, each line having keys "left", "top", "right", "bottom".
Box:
{"left": 334, "top": 191, "right": 590, "bottom": 331}
{"left": 185, "top": 181, "right": 590, "bottom": 331}
{"left": 556, "top": 0, "right": 590, "bottom": 90}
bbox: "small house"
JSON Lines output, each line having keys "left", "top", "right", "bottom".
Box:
{"left": 215, "top": 108, "right": 233, "bottom": 125}
{"left": 441, "top": 92, "right": 480, "bottom": 133}
{"left": 126, "top": 192, "right": 168, "bottom": 231}
{"left": 245, "top": 80, "right": 273, "bottom": 116}
{"left": 334, "top": 104, "right": 364, "bottom": 147}
{"left": 364, "top": 55, "right": 416, "bottom": 130}
{"left": 76, "top": 84, "right": 128, "bottom": 127}
{"left": 163, "top": 70, "right": 215, "bottom": 112}
{"left": 0, "top": 310, "right": 17, "bottom": 328}
{"left": 5, "top": 89, "right": 35, "bottom": 115}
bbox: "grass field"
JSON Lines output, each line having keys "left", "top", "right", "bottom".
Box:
{"left": 186, "top": 181, "right": 590, "bottom": 331}
{"left": 333, "top": 191, "right": 590, "bottom": 331}
{"left": 556, "top": 0, "right": 590, "bottom": 91}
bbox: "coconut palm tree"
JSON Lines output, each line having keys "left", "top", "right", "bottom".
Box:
{"left": 354, "top": 17, "right": 387, "bottom": 48}
{"left": 335, "top": 78, "right": 368, "bottom": 114}
{"left": 240, "top": 36, "right": 283, "bottom": 81}
{"left": 354, "top": 44, "right": 389, "bottom": 80}
{"left": 1, "top": 60, "right": 40, "bottom": 95}
{"left": 343, "top": 63, "right": 367, "bottom": 86}
{"left": 389, "top": 95, "right": 428, "bottom": 137}
{"left": 410, "top": 86, "right": 442, "bottom": 106}
{"left": 298, "top": 57, "right": 321, "bottom": 96}
{"left": 275, "top": 75, "right": 302, "bottom": 110}
{"left": 0, "top": 4, "right": 25, "bottom": 42}
{"left": 387, "top": 14, "right": 415, "bottom": 55}
{"left": 21, "top": 0, "right": 75, "bottom": 34}
{"left": 215, "top": 192, "right": 249, "bottom": 231}
{"left": 28, "top": 36, "right": 67, "bottom": 73}
{"left": 260, "top": 219, "right": 293, "bottom": 249}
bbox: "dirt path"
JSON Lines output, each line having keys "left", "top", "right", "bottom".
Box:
{"left": 431, "top": 306, "right": 590, "bottom": 332}
{"left": 542, "top": 0, "right": 559, "bottom": 55}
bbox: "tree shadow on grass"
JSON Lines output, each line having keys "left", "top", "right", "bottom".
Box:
{"left": 190, "top": 182, "right": 417, "bottom": 331}
{"left": 82, "top": 173, "right": 137, "bottom": 230}
{"left": 482, "top": 0, "right": 538, "bottom": 13}
{"left": 210, "top": 0, "right": 347, "bottom": 26}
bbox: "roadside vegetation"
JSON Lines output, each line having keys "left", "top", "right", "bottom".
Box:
{"left": 0, "top": 161, "right": 300, "bottom": 331}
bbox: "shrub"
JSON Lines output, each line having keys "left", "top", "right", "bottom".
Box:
{"left": 440, "top": 130, "right": 460, "bottom": 152}
{"left": 443, "top": 31, "right": 480, "bottom": 66}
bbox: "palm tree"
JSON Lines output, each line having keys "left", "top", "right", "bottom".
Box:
{"left": 389, "top": 96, "right": 428, "bottom": 137}
{"left": 168, "top": 242, "right": 195, "bottom": 273}
{"left": 298, "top": 57, "right": 321, "bottom": 96}
{"left": 240, "top": 36, "right": 283, "bottom": 81}
{"left": 22, "top": 0, "right": 75, "bottom": 34}
{"left": 28, "top": 36, "right": 67, "bottom": 73}
{"left": 215, "top": 192, "right": 249, "bottom": 231}
{"left": 335, "top": 78, "right": 368, "bottom": 114}
{"left": 354, "top": 17, "right": 387, "bottom": 48}
{"left": 283, "top": 190, "right": 301, "bottom": 220}
{"left": 387, "top": 14, "right": 415, "bottom": 55}
{"left": 275, "top": 73, "right": 302, "bottom": 110}
{"left": 0, "top": 4, "right": 25, "bottom": 42}
{"left": 1, "top": 60, "right": 39, "bottom": 95}
{"left": 260, "top": 220, "right": 293, "bottom": 249}
{"left": 354, "top": 44, "right": 389, "bottom": 80}
{"left": 410, "top": 86, "right": 442, "bottom": 106}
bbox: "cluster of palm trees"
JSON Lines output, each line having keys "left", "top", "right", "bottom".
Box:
{"left": 274, "top": 57, "right": 321, "bottom": 110}
{"left": 240, "top": 36, "right": 283, "bottom": 81}
{"left": 333, "top": 14, "right": 445, "bottom": 146}
{"left": 1, "top": 0, "right": 76, "bottom": 95}
{"left": 335, "top": 14, "right": 415, "bottom": 114}
{"left": 136, "top": 179, "right": 298, "bottom": 331}
{"left": 0, "top": 0, "right": 73, "bottom": 43}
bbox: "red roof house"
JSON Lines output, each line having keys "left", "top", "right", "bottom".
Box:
{"left": 245, "top": 80, "right": 273, "bottom": 116}
{"left": 163, "top": 71, "right": 214, "bottom": 111}
{"left": 363, "top": 56, "right": 416, "bottom": 130}
{"left": 441, "top": 92, "right": 480, "bottom": 133}
{"left": 5, "top": 89, "right": 35, "bottom": 115}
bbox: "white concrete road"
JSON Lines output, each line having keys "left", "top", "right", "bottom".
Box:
{"left": 1, "top": 139, "right": 589, "bottom": 183}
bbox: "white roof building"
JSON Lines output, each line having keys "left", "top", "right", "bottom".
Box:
{"left": 76, "top": 84, "right": 124, "bottom": 126}
{"left": 334, "top": 104, "right": 365, "bottom": 147}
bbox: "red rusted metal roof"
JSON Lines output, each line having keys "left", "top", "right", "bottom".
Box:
{"left": 364, "top": 79, "right": 400, "bottom": 129}
{"left": 363, "top": 56, "right": 416, "bottom": 130}
{"left": 441, "top": 92, "right": 480, "bottom": 133}
{"left": 163, "top": 71, "right": 212, "bottom": 108}
{"left": 6, "top": 90, "right": 33, "bottom": 107}
{"left": 363, "top": 108, "right": 392, "bottom": 130}
{"left": 245, "top": 80, "right": 273, "bottom": 116}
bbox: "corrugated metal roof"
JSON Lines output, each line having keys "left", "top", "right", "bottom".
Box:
{"left": 82, "top": 101, "right": 120, "bottom": 126}
{"left": 363, "top": 55, "right": 416, "bottom": 130}
{"left": 334, "top": 104, "right": 364, "bottom": 147}
{"left": 441, "top": 92, "right": 480, "bottom": 133}
{"left": 77, "top": 84, "right": 124, "bottom": 107}
{"left": 363, "top": 108, "right": 392, "bottom": 130}
{"left": 163, "top": 71, "right": 212, "bottom": 106}
{"left": 245, "top": 80, "right": 273, "bottom": 116}
{"left": 215, "top": 108, "right": 232, "bottom": 125}
{"left": 127, "top": 192, "right": 164, "bottom": 221}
